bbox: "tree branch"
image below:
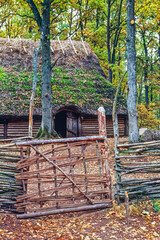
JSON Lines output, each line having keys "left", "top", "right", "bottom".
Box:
{"left": 26, "top": 0, "right": 42, "bottom": 29}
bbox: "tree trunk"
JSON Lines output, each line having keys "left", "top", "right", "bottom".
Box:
{"left": 107, "top": 0, "right": 112, "bottom": 83}
{"left": 126, "top": 0, "right": 139, "bottom": 143}
{"left": 29, "top": 42, "right": 41, "bottom": 137}
{"left": 111, "top": 0, "right": 123, "bottom": 65}
{"left": 142, "top": 31, "right": 149, "bottom": 106}
{"left": 158, "top": 22, "right": 160, "bottom": 59}
{"left": 158, "top": 23, "right": 160, "bottom": 120}
{"left": 78, "top": 0, "right": 84, "bottom": 38}
{"left": 27, "top": 0, "right": 53, "bottom": 137}
{"left": 41, "top": 0, "right": 52, "bottom": 136}
{"left": 138, "top": 76, "right": 143, "bottom": 104}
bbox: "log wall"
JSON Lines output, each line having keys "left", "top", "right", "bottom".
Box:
{"left": 0, "top": 120, "right": 41, "bottom": 139}
{"left": 81, "top": 116, "right": 127, "bottom": 137}
{"left": 0, "top": 124, "right": 4, "bottom": 139}
{"left": 0, "top": 115, "right": 128, "bottom": 139}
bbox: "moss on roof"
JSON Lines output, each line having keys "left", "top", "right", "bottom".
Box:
{"left": 0, "top": 38, "right": 127, "bottom": 116}
{"left": 0, "top": 66, "right": 127, "bottom": 116}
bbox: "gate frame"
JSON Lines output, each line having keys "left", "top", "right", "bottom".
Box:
{"left": 16, "top": 106, "right": 112, "bottom": 218}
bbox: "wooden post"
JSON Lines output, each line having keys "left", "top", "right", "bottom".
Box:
{"left": 98, "top": 106, "right": 107, "bottom": 137}
{"left": 52, "top": 145, "right": 59, "bottom": 208}
{"left": 20, "top": 147, "right": 27, "bottom": 213}
{"left": 125, "top": 191, "right": 130, "bottom": 226}
{"left": 113, "top": 114, "right": 119, "bottom": 157}
{"left": 98, "top": 107, "right": 112, "bottom": 199}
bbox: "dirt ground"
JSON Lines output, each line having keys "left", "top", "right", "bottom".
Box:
{"left": 0, "top": 138, "right": 160, "bottom": 240}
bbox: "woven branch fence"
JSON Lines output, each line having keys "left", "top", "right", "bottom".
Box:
{"left": 115, "top": 140, "right": 160, "bottom": 201}
{"left": 15, "top": 136, "right": 112, "bottom": 218}
{"left": 0, "top": 137, "right": 31, "bottom": 213}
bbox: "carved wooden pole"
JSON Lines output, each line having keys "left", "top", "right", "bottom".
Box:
{"left": 98, "top": 106, "right": 107, "bottom": 137}
{"left": 98, "top": 107, "right": 112, "bottom": 200}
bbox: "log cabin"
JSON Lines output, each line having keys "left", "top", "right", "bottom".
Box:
{"left": 0, "top": 38, "right": 128, "bottom": 139}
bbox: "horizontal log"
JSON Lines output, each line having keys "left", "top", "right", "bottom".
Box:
{"left": 24, "top": 200, "right": 109, "bottom": 214}
{"left": 16, "top": 136, "right": 106, "bottom": 147}
{"left": 118, "top": 188, "right": 160, "bottom": 196}
{"left": 118, "top": 140, "right": 160, "bottom": 148}
{"left": 119, "top": 149, "right": 160, "bottom": 154}
{"left": 118, "top": 179, "right": 160, "bottom": 189}
{"left": 0, "top": 156, "right": 20, "bottom": 161}
{"left": 0, "top": 163, "right": 18, "bottom": 168}
{"left": 0, "top": 136, "right": 32, "bottom": 143}
{"left": 0, "top": 143, "right": 16, "bottom": 148}
{"left": 116, "top": 153, "right": 160, "bottom": 159}
{"left": 0, "top": 153, "right": 21, "bottom": 158}
{"left": 16, "top": 172, "right": 102, "bottom": 180}
{"left": 117, "top": 163, "right": 160, "bottom": 169}
{"left": 0, "top": 148, "right": 24, "bottom": 152}
{"left": 16, "top": 203, "right": 112, "bottom": 219}
{"left": 0, "top": 198, "right": 17, "bottom": 204}
{"left": 17, "top": 153, "right": 105, "bottom": 169}
{"left": 119, "top": 162, "right": 160, "bottom": 166}
{"left": 17, "top": 191, "right": 110, "bottom": 208}
{"left": 17, "top": 185, "right": 109, "bottom": 202}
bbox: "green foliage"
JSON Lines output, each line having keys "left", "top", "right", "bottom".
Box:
{"left": 137, "top": 103, "right": 160, "bottom": 129}
{"left": 153, "top": 200, "right": 160, "bottom": 212}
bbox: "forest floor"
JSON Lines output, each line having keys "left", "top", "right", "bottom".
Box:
{"left": 0, "top": 138, "right": 160, "bottom": 240}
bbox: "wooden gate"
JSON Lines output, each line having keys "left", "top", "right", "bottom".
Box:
{"left": 16, "top": 136, "right": 112, "bottom": 218}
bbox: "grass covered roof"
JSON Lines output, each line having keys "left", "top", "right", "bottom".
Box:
{"left": 0, "top": 38, "right": 127, "bottom": 116}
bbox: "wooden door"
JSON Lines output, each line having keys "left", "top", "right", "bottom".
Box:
{"left": 66, "top": 112, "right": 78, "bottom": 137}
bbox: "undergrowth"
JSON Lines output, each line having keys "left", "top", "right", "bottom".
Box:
{"left": 110, "top": 199, "right": 160, "bottom": 219}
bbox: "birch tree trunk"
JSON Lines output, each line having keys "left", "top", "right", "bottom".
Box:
{"left": 29, "top": 42, "right": 41, "bottom": 137}
{"left": 126, "top": 0, "right": 139, "bottom": 143}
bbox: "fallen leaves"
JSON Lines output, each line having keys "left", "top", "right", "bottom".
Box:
{"left": 0, "top": 206, "right": 160, "bottom": 240}
{"left": 0, "top": 138, "right": 160, "bottom": 239}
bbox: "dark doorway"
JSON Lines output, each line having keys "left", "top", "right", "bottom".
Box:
{"left": 55, "top": 111, "right": 67, "bottom": 138}
{"left": 55, "top": 110, "right": 81, "bottom": 138}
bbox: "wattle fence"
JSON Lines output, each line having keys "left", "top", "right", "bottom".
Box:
{"left": 0, "top": 137, "right": 30, "bottom": 213}
{"left": 115, "top": 140, "right": 160, "bottom": 201}
{"left": 15, "top": 136, "right": 112, "bottom": 218}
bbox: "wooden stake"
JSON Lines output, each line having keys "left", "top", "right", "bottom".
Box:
{"left": 81, "top": 37, "right": 88, "bottom": 55}
{"left": 98, "top": 106, "right": 107, "bottom": 137}
{"left": 68, "top": 35, "right": 77, "bottom": 54}
{"left": 125, "top": 191, "right": 130, "bottom": 226}
{"left": 58, "top": 36, "right": 65, "bottom": 55}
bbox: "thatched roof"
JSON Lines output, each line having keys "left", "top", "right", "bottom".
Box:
{"left": 0, "top": 38, "right": 127, "bottom": 117}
